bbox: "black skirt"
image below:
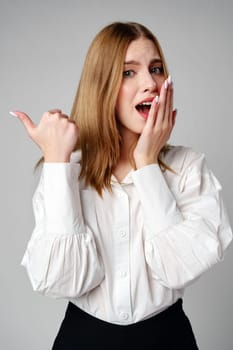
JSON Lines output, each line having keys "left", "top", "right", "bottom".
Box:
{"left": 52, "top": 299, "right": 199, "bottom": 349}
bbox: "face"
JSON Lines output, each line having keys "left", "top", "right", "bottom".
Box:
{"left": 116, "top": 37, "right": 165, "bottom": 138}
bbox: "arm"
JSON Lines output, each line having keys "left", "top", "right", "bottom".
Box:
{"left": 12, "top": 109, "right": 104, "bottom": 298}
{"left": 21, "top": 161, "right": 105, "bottom": 298}
{"left": 132, "top": 151, "right": 232, "bottom": 289}
{"left": 132, "top": 78, "right": 232, "bottom": 289}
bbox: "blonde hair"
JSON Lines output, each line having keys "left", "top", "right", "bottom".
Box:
{"left": 70, "top": 22, "right": 170, "bottom": 195}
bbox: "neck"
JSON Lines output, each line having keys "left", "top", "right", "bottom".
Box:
{"left": 112, "top": 129, "right": 138, "bottom": 182}
{"left": 119, "top": 129, "right": 139, "bottom": 162}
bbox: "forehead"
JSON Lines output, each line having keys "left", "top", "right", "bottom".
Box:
{"left": 125, "top": 38, "right": 160, "bottom": 61}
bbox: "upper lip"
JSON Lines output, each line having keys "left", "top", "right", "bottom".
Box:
{"left": 135, "top": 96, "right": 158, "bottom": 106}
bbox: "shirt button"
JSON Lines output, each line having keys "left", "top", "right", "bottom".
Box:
{"left": 119, "top": 271, "right": 127, "bottom": 278}
{"left": 116, "top": 190, "right": 124, "bottom": 198}
{"left": 120, "top": 312, "right": 129, "bottom": 320}
{"left": 119, "top": 231, "right": 127, "bottom": 238}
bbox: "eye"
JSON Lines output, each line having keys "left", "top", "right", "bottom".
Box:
{"left": 123, "top": 70, "right": 135, "bottom": 77}
{"left": 150, "top": 66, "right": 164, "bottom": 75}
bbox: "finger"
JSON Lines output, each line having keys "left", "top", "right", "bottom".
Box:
{"left": 46, "top": 112, "right": 76, "bottom": 127}
{"left": 167, "top": 109, "right": 177, "bottom": 141}
{"left": 68, "top": 119, "right": 78, "bottom": 125}
{"left": 46, "top": 111, "right": 68, "bottom": 119}
{"left": 155, "top": 79, "right": 168, "bottom": 127}
{"left": 10, "top": 110, "right": 36, "bottom": 134}
{"left": 60, "top": 113, "right": 69, "bottom": 119}
{"left": 168, "top": 79, "right": 174, "bottom": 124}
{"left": 145, "top": 96, "right": 159, "bottom": 129}
{"left": 172, "top": 109, "right": 177, "bottom": 127}
{"left": 164, "top": 81, "right": 173, "bottom": 123}
{"left": 48, "top": 108, "right": 62, "bottom": 114}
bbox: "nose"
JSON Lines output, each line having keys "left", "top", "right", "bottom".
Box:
{"left": 141, "top": 71, "right": 157, "bottom": 93}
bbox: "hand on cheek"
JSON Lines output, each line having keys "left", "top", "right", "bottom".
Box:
{"left": 133, "top": 76, "right": 177, "bottom": 169}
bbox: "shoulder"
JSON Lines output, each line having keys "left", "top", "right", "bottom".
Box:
{"left": 160, "top": 145, "right": 212, "bottom": 192}
{"left": 161, "top": 145, "right": 205, "bottom": 174}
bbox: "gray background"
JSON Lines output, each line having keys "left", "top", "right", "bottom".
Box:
{"left": 1, "top": 0, "right": 233, "bottom": 349}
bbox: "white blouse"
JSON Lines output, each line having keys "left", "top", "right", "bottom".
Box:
{"left": 21, "top": 146, "right": 232, "bottom": 325}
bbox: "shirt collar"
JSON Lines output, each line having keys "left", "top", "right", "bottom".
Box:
{"left": 71, "top": 151, "right": 134, "bottom": 185}
{"left": 111, "top": 169, "right": 134, "bottom": 185}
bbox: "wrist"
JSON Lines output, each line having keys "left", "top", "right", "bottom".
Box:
{"left": 44, "top": 154, "right": 71, "bottom": 163}
{"left": 135, "top": 158, "right": 158, "bottom": 169}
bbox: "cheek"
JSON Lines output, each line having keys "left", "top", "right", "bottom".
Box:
{"left": 115, "top": 92, "right": 123, "bottom": 115}
{"left": 157, "top": 81, "right": 164, "bottom": 94}
{"left": 116, "top": 85, "right": 130, "bottom": 111}
{"left": 153, "top": 75, "right": 165, "bottom": 94}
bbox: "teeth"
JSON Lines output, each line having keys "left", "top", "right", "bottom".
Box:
{"left": 138, "top": 102, "right": 152, "bottom": 107}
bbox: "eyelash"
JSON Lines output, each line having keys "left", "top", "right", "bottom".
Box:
{"left": 150, "top": 66, "right": 164, "bottom": 74}
{"left": 123, "top": 66, "right": 164, "bottom": 77}
{"left": 123, "top": 70, "right": 134, "bottom": 77}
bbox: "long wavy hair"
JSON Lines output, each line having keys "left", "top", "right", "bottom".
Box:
{"left": 70, "top": 22, "right": 170, "bottom": 195}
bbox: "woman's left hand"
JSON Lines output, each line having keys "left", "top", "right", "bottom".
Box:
{"left": 133, "top": 77, "right": 177, "bottom": 169}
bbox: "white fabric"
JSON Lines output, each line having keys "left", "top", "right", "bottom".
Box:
{"left": 21, "top": 146, "right": 232, "bottom": 325}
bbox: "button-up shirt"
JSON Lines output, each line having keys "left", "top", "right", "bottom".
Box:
{"left": 21, "top": 146, "right": 232, "bottom": 325}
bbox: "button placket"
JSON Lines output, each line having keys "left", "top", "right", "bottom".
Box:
{"left": 119, "top": 230, "right": 127, "bottom": 239}
{"left": 120, "top": 312, "right": 129, "bottom": 321}
{"left": 119, "top": 271, "right": 127, "bottom": 278}
{"left": 113, "top": 187, "right": 132, "bottom": 322}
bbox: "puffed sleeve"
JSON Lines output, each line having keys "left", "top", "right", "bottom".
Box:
{"left": 21, "top": 161, "right": 105, "bottom": 298}
{"left": 132, "top": 148, "right": 232, "bottom": 289}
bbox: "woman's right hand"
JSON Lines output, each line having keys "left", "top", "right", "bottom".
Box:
{"left": 10, "top": 109, "right": 79, "bottom": 162}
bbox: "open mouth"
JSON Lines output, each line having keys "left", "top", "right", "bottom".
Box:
{"left": 136, "top": 102, "right": 152, "bottom": 119}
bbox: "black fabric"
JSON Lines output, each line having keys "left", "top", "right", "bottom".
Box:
{"left": 52, "top": 299, "right": 199, "bottom": 349}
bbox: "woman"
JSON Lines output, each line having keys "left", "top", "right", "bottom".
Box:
{"left": 11, "top": 22, "right": 232, "bottom": 349}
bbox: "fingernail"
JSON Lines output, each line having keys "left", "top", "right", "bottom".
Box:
{"left": 155, "top": 95, "right": 159, "bottom": 103}
{"left": 9, "top": 111, "right": 18, "bottom": 117}
{"left": 164, "top": 80, "right": 168, "bottom": 89}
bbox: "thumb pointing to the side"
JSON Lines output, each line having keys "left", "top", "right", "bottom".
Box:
{"left": 10, "top": 110, "right": 36, "bottom": 136}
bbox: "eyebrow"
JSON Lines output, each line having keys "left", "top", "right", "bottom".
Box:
{"left": 124, "top": 58, "right": 162, "bottom": 65}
